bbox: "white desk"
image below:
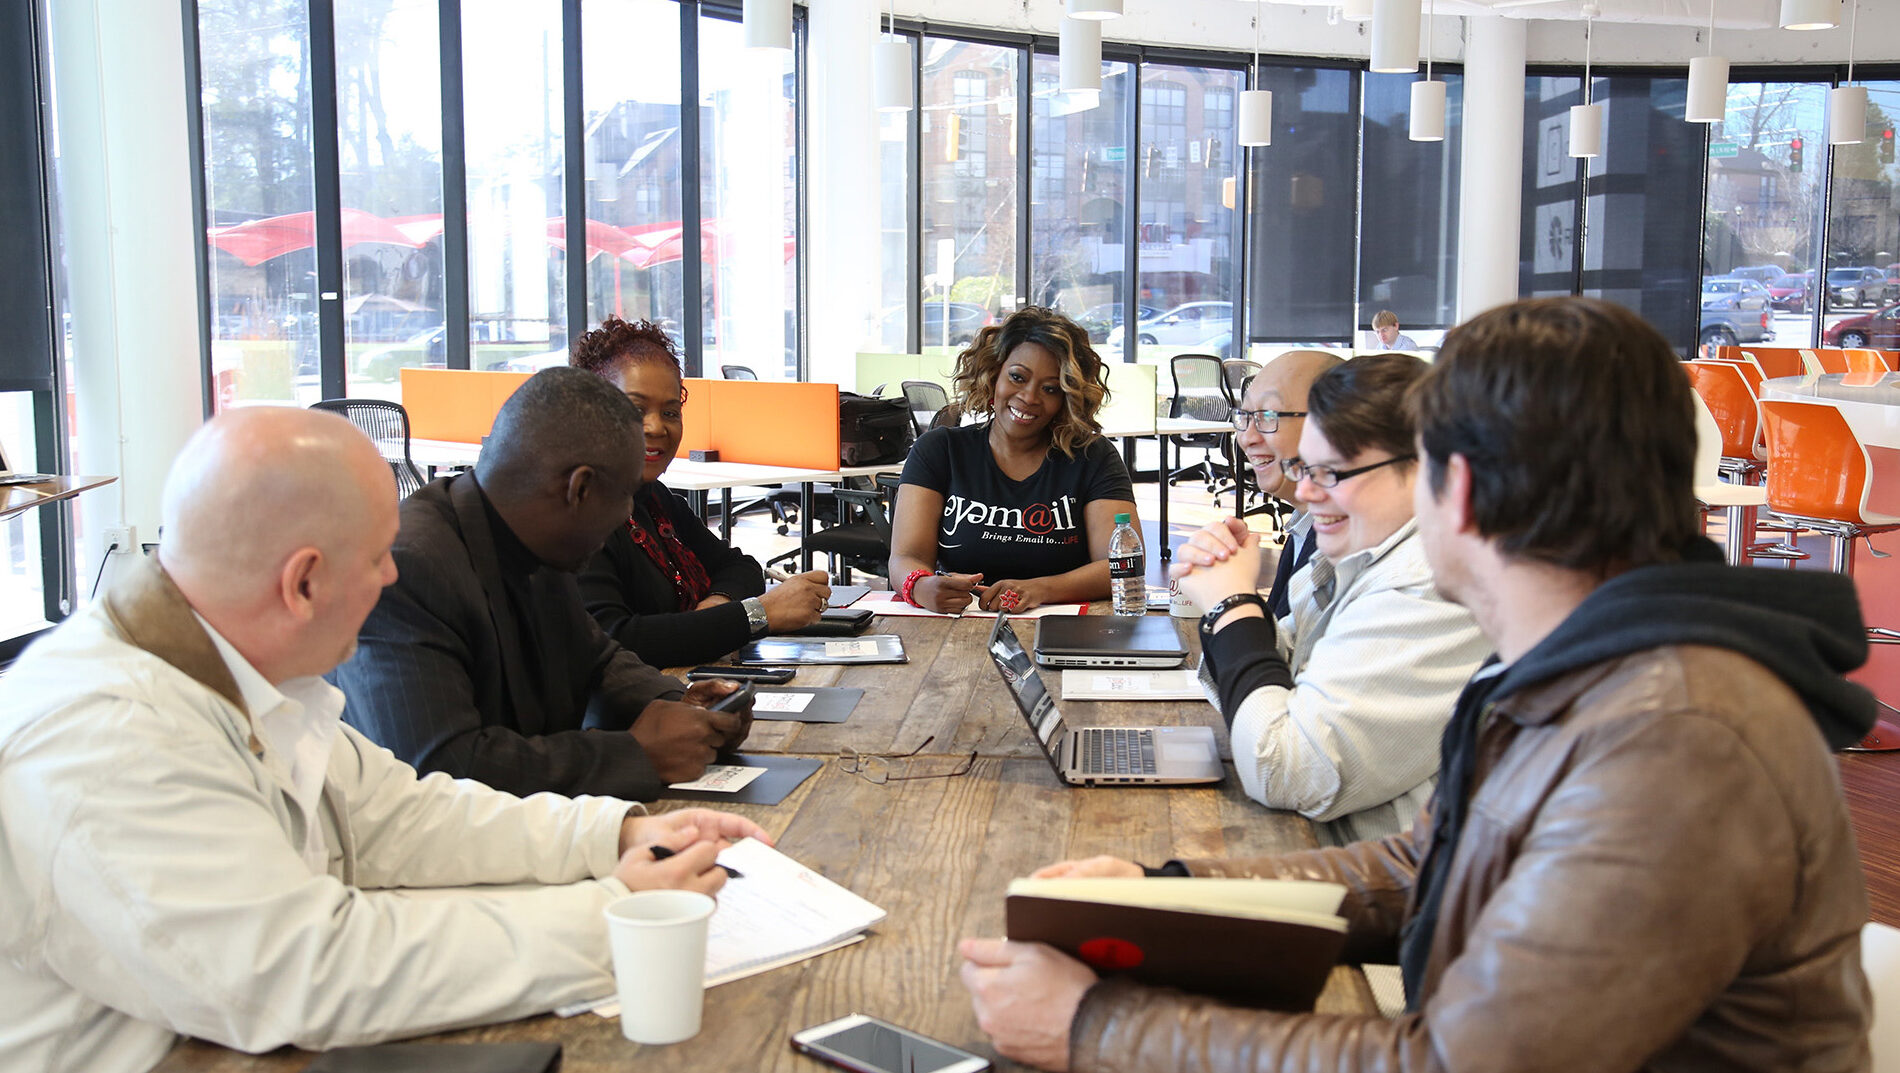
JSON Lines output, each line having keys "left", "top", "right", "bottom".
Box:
{"left": 1101, "top": 417, "right": 1236, "bottom": 561}
{"left": 409, "top": 438, "right": 482, "bottom": 473}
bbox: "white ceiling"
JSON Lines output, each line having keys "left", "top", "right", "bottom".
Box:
{"left": 1260, "top": 0, "right": 1783, "bottom": 28}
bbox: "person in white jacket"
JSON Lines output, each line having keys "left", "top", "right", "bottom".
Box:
{"left": 0, "top": 406, "right": 766, "bottom": 1073}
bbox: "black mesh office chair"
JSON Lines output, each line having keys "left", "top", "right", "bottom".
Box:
{"left": 309, "top": 399, "right": 426, "bottom": 498}
{"left": 770, "top": 475, "right": 899, "bottom": 583}
{"left": 721, "top": 364, "right": 759, "bottom": 380}
{"left": 1218, "top": 359, "right": 1265, "bottom": 513}
{"left": 900, "top": 380, "right": 950, "bottom": 438}
{"left": 1168, "top": 354, "right": 1231, "bottom": 493}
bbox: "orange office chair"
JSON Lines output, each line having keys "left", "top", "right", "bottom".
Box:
{"left": 1805, "top": 348, "right": 1850, "bottom": 375}
{"left": 1690, "top": 390, "right": 1768, "bottom": 567}
{"left": 1759, "top": 398, "right": 1900, "bottom": 750}
{"left": 1847, "top": 349, "right": 1897, "bottom": 376}
{"left": 1740, "top": 348, "right": 1805, "bottom": 380}
{"left": 1709, "top": 352, "right": 1767, "bottom": 396}
{"left": 1684, "top": 360, "right": 1766, "bottom": 482}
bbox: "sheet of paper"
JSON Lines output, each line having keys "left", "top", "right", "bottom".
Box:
{"left": 754, "top": 691, "right": 815, "bottom": 713}
{"left": 860, "top": 591, "right": 1089, "bottom": 619}
{"left": 666, "top": 764, "right": 767, "bottom": 793}
{"left": 825, "top": 639, "right": 881, "bottom": 657}
{"left": 1060, "top": 669, "right": 1205, "bottom": 701}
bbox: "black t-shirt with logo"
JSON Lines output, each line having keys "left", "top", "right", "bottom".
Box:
{"left": 898, "top": 422, "right": 1135, "bottom": 580}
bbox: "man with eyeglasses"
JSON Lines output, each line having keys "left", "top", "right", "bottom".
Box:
{"left": 961, "top": 297, "right": 1872, "bottom": 1073}
{"left": 1229, "top": 349, "right": 1340, "bottom": 618}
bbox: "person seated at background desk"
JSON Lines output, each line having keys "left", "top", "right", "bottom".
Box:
{"left": 960, "top": 296, "right": 1873, "bottom": 1073}
{"left": 0, "top": 407, "right": 764, "bottom": 1073}
{"left": 571, "top": 316, "right": 830, "bottom": 666}
{"left": 1233, "top": 349, "right": 1341, "bottom": 617}
{"left": 1369, "top": 309, "right": 1418, "bottom": 350}
{"left": 332, "top": 367, "right": 751, "bottom": 800}
{"left": 1174, "top": 354, "right": 1487, "bottom": 843}
{"left": 890, "top": 306, "right": 1136, "bottom": 613}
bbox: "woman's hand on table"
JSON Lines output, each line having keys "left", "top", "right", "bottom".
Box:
{"left": 978, "top": 578, "right": 1053, "bottom": 613}
{"left": 760, "top": 569, "right": 832, "bottom": 630}
{"left": 917, "top": 571, "right": 985, "bottom": 613}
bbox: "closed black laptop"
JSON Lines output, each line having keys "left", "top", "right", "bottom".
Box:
{"left": 1032, "top": 614, "right": 1188, "bottom": 669}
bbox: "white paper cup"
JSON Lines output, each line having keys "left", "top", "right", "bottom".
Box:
{"left": 1168, "top": 579, "right": 1204, "bottom": 619}
{"left": 604, "top": 890, "right": 716, "bottom": 1044}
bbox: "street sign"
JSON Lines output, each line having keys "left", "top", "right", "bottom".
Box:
{"left": 1101, "top": 146, "right": 1127, "bottom": 162}
{"left": 1709, "top": 142, "right": 1739, "bottom": 158}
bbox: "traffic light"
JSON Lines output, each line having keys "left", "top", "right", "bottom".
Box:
{"left": 1883, "top": 128, "right": 1896, "bottom": 165}
{"left": 1790, "top": 137, "right": 1803, "bottom": 173}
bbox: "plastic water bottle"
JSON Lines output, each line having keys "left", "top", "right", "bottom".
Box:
{"left": 1108, "top": 512, "right": 1145, "bottom": 616}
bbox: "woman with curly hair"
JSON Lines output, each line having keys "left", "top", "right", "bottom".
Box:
{"left": 571, "top": 317, "right": 831, "bottom": 666}
{"left": 889, "top": 306, "right": 1138, "bottom": 613}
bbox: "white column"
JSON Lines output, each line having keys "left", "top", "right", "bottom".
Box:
{"left": 1456, "top": 15, "right": 1526, "bottom": 322}
{"left": 804, "top": 0, "right": 886, "bottom": 388}
{"left": 50, "top": 0, "right": 206, "bottom": 588}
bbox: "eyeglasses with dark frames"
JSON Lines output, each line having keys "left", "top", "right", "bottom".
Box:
{"left": 1279, "top": 453, "right": 1416, "bottom": 489}
{"left": 1230, "top": 408, "right": 1308, "bottom": 433}
{"left": 836, "top": 736, "right": 979, "bottom": 784}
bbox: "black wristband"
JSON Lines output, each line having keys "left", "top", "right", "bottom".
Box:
{"left": 1198, "top": 592, "right": 1271, "bottom": 638}
{"left": 1141, "top": 860, "right": 1192, "bottom": 877}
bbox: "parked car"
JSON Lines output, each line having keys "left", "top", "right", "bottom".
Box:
{"left": 1821, "top": 301, "right": 1900, "bottom": 349}
{"left": 1700, "top": 277, "right": 1772, "bottom": 312}
{"left": 1699, "top": 305, "right": 1773, "bottom": 348}
{"left": 1131, "top": 301, "right": 1235, "bottom": 347}
{"left": 353, "top": 325, "right": 446, "bottom": 383}
{"left": 1075, "top": 302, "right": 1160, "bottom": 343}
{"left": 1827, "top": 266, "right": 1894, "bottom": 309}
{"left": 881, "top": 302, "right": 993, "bottom": 347}
{"left": 1767, "top": 271, "right": 1814, "bottom": 313}
{"left": 1729, "top": 264, "right": 1790, "bottom": 286}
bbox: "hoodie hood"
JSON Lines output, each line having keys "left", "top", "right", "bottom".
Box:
{"left": 1493, "top": 549, "right": 1875, "bottom": 750}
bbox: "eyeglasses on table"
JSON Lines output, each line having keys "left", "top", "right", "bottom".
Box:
{"left": 836, "top": 735, "right": 978, "bottom": 784}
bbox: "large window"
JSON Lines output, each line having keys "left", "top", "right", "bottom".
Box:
{"left": 1246, "top": 65, "right": 1357, "bottom": 342}
{"left": 920, "top": 38, "right": 1016, "bottom": 355}
{"left": 199, "top": 0, "right": 319, "bottom": 409}
{"left": 699, "top": 12, "right": 799, "bottom": 379}
{"left": 1360, "top": 72, "right": 1462, "bottom": 338}
{"left": 1132, "top": 67, "right": 1241, "bottom": 368}
{"left": 1823, "top": 79, "right": 1900, "bottom": 348}
{"left": 337, "top": 0, "right": 446, "bottom": 398}
{"left": 1029, "top": 54, "right": 1132, "bottom": 346}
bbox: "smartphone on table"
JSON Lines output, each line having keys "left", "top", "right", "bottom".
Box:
{"left": 686, "top": 665, "right": 795, "bottom": 684}
{"left": 791, "top": 1014, "right": 989, "bottom": 1073}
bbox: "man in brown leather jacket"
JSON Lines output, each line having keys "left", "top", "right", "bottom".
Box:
{"left": 960, "top": 296, "right": 1875, "bottom": 1072}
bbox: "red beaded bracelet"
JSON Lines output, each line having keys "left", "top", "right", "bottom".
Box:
{"left": 899, "top": 569, "right": 932, "bottom": 607}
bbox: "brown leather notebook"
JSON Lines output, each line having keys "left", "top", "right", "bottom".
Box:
{"left": 1004, "top": 878, "right": 1349, "bottom": 1012}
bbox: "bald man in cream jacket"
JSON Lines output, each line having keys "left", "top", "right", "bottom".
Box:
{"left": 0, "top": 408, "right": 764, "bottom": 1073}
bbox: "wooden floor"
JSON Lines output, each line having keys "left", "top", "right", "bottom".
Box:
{"left": 727, "top": 470, "right": 1900, "bottom": 926}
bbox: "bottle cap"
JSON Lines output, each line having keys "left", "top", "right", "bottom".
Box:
{"left": 1114, "top": 513, "right": 1130, "bottom": 524}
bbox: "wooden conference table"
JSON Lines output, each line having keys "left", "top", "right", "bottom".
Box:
{"left": 157, "top": 611, "right": 1374, "bottom": 1073}
{"left": 0, "top": 474, "right": 117, "bottom": 523}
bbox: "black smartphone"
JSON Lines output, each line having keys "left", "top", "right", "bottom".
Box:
{"left": 791, "top": 1014, "right": 989, "bottom": 1073}
{"left": 706, "top": 682, "right": 755, "bottom": 713}
{"left": 686, "top": 665, "right": 795, "bottom": 684}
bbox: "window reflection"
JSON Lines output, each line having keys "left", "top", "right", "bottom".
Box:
{"left": 920, "top": 39, "right": 1016, "bottom": 358}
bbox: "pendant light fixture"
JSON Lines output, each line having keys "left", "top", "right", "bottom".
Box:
{"left": 1685, "top": 1, "right": 1728, "bottom": 123}
{"left": 1569, "top": 18, "right": 1603, "bottom": 157}
{"left": 1409, "top": 0, "right": 1444, "bottom": 141}
{"left": 1779, "top": 0, "right": 1839, "bottom": 30}
{"left": 1066, "top": 0, "right": 1123, "bottom": 19}
{"left": 1239, "top": 9, "right": 1273, "bottom": 147}
{"left": 741, "top": 0, "right": 791, "bottom": 50}
{"left": 1829, "top": 0, "right": 1864, "bottom": 144}
{"left": 1342, "top": 0, "right": 1374, "bottom": 20}
{"left": 1370, "top": 0, "right": 1421, "bottom": 74}
{"left": 1060, "top": 15, "right": 1102, "bottom": 107}
{"left": 873, "top": 0, "right": 910, "bottom": 112}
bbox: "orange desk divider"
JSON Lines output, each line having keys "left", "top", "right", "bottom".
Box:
{"left": 705, "top": 381, "right": 841, "bottom": 469}
{"left": 679, "top": 378, "right": 716, "bottom": 456}
{"left": 400, "top": 368, "right": 532, "bottom": 443}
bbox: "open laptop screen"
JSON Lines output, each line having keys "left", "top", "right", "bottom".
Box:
{"left": 988, "top": 616, "right": 1066, "bottom": 754}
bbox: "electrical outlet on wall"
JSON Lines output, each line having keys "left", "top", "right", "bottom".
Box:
{"left": 103, "top": 525, "right": 135, "bottom": 554}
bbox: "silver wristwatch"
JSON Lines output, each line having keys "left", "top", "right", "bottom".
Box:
{"left": 742, "top": 596, "right": 770, "bottom": 637}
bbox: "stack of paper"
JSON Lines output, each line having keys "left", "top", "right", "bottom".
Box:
{"left": 1059, "top": 669, "right": 1205, "bottom": 701}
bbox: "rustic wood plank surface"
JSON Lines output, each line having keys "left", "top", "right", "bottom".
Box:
{"left": 154, "top": 613, "right": 1372, "bottom": 1073}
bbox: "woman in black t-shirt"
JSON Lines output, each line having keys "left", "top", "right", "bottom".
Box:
{"left": 572, "top": 317, "right": 833, "bottom": 665}
{"left": 891, "top": 307, "right": 1137, "bottom": 613}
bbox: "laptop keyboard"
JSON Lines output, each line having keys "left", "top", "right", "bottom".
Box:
{"left": 1077, "top": 727, "right": 1158, "bottom": 776}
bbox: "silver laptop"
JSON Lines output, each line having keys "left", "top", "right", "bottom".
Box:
{"left": 1032, "top": 614, "right": 1189, "bottom": 669}
{"left": 988, "top": 615, "right": 1221, "bottom": 786}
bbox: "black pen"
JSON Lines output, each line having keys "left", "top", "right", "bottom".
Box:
{"left": 650, "top": 843, "right": 743, "bottom": 878}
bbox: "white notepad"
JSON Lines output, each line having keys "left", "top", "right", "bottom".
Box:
{"left": 1059, "top": 669, "right": 1205, "bottom": 701}
{"left": 565, "top": 838, "right": 887, "bottom": 1018}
